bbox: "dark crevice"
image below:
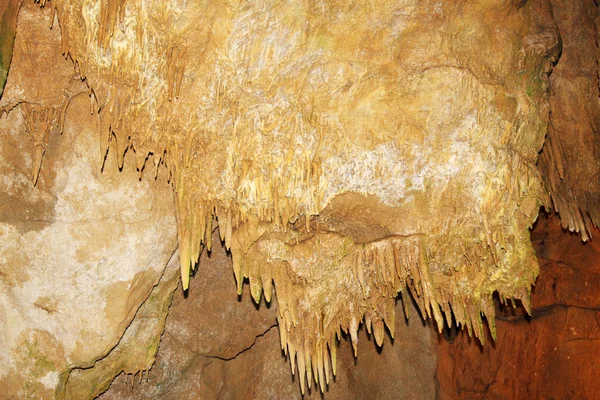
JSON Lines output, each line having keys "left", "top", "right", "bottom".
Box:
{"left": 202, "top": 323, "right": 278, "bottom": 362}
{"left": 492, "top": 303, "right": 600, "bottom": 325}
{"left": 199, "top": 358, "right": 214, "bottom": 375}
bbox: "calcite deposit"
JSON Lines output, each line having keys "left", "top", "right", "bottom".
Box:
{"left": 0, "top": 0, "right": 585, "bottom": 397}
{"left": 0, "top": 2, "right": 178, "bottom": 397}
{"left": 537, "top": 0, "right": 600, "bottom": 241}
{"left": 99, "top": 232, "right": 438, "bottom": 400}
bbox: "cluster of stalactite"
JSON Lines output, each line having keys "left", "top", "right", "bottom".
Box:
{"left": 536, "top": 0, "right": 600, "bottom": 242}
{"left": 18, "top": 0, "right": 558, "bottom": 392}
{"left": 227, "top": 211, "right": 542, "bottom": 392}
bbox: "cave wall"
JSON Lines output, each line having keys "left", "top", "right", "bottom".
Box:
{"left": 97, "top": 213, "right": 600, "bottom": 399}
{"left": 0, "top": 0, "right": 19, "bottom": 95}
{"left": 0, "top": 0, "right": 599, "bottom": 399}
{"left": 436, "top": 213, "right": 600, "bottom": 399}
{"left": 99, "top": 232, "right": 438, "bottom": 400}
{"left": 22, "top": 1, "right": 560, "bottom": 369}
{"left": 437, "top": 0, "right": 600, "bottom": 398}
{"left": 0, "top": 2, "right": 179, "bottom": 398}
{"left": 537, "top": 0, "right": 600, "bottom": 240}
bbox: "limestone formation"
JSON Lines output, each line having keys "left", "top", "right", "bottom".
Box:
{"left": 537, "top": 0, "right": 600, "bottom": 241}
{"left": 0, "top": 2, "right": 178, "bottom": 396}
{"left": 99, "top": 232, "right": 437, "bottom": 400}
{"left": 1, "top": 0, "right": 586, "bottom": 397}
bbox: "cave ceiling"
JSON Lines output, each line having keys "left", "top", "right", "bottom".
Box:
{"left": 2, "top": 0, "right": 598, "bottom": 394}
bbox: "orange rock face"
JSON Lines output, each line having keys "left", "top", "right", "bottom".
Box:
{"left": 436, "top": 213, "right": 600, "bottom": 399}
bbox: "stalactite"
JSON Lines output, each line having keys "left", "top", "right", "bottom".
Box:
{"left": 24, "top": 0, "right": 556, "bottom": 393}
{"left": 222, "top": 213, "right": 540, "bottom": 393}
{"left": 21, "top": 103, "right": 59, "bottom": 185}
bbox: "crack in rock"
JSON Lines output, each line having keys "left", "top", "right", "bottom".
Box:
{"left": 203, "top": 323, "right": 279, "bottom": 362}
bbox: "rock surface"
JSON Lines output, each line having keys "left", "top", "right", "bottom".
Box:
{"left": 537, "top": 0, "right": 600, "bottom": 239}
{"left": 64, "top": 255, "right": 180, "bottom": 400}
{"left": 0, "top": 2, "right": 178, "bottom": 398}
{"left": 39, "top": 2, "right": 558, "bottom": 383}
{"left": 436, "top": 212, "right": 600, "bottom": 399}
{"left": 2, "top": 0, "right": 599, "bottom": 399}
{"left": 99, "top": 233, "right": 438, "bottom": 400}
{"left": 0, "top": 0, "right": 20, "bottom": 96}
{"left": 436, "top": 2, "right": 600, "bottom": 395}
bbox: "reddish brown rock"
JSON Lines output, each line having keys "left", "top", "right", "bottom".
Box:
{"left": 436, "top": 213, "right": 600, "bottom": 399}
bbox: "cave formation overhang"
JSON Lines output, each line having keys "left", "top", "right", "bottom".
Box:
{"left": 2, "top": 0, "right": 594, "bottom": 394}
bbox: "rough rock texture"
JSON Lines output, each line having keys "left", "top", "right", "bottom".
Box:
{"left": 25, "top": 0, "right": 561, "bottom": 388}
{"left": 99, "top": 232, "right": 437, "bottom": 399}
{"left": 0, "top": 2, "right": 178, "bottom": 398}
{"left": 436, "top": 3, "right": 600, "bottom": 396}
{"left": 0, "top": 0, "right": 20, "bottom": 95}
{"left": 63, "top": 255, "right": 180, "bottom": 400}
{"left": 3, "top": 0, "right": 598, "bottom": 398}
{"left": 436, "top": 212, "right": 600, "bottom": 399}
{"left": 537, "top": 0, "right": 600, "bottom": 241}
